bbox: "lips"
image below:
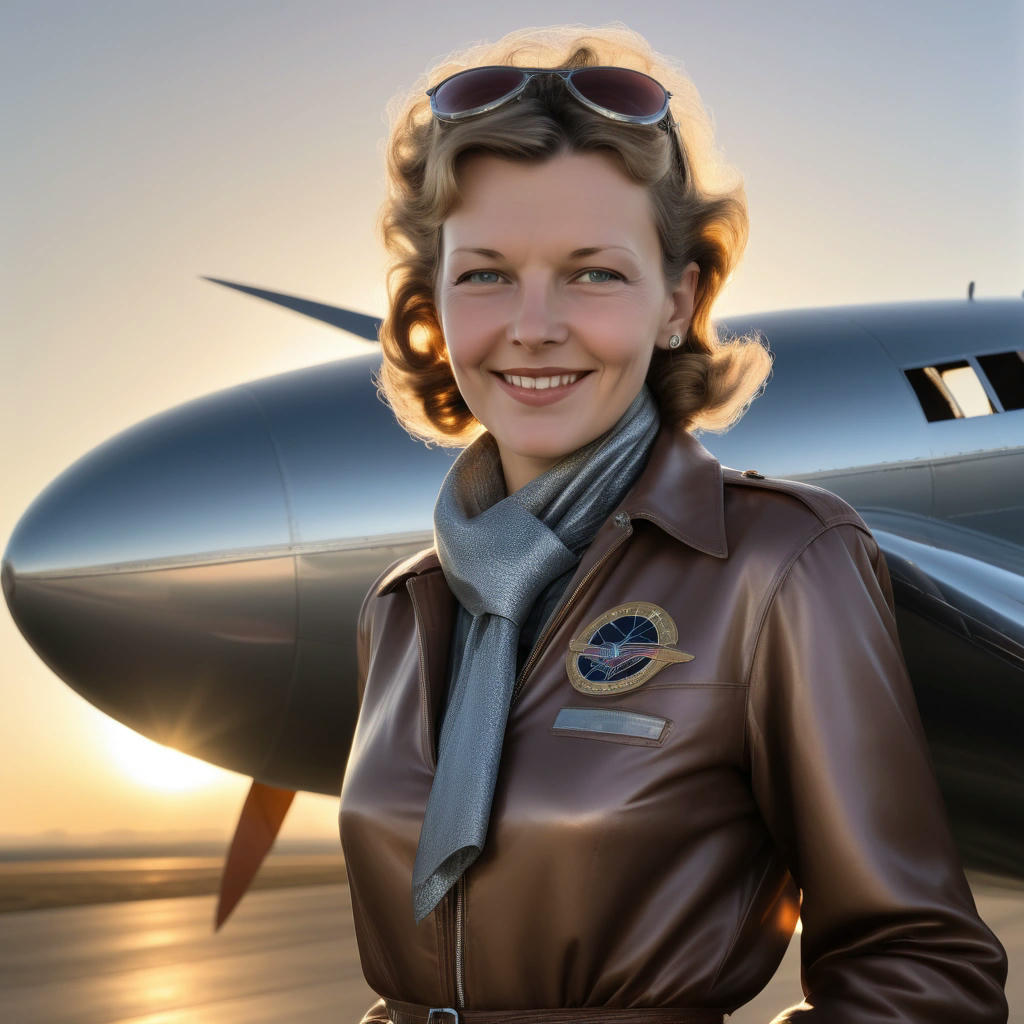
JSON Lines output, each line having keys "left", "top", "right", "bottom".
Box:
{"left": 491, "top": 369, "right": 591, "bottom": 406}
{"left": 500, "top": 372, "right": 581, "bottom": 390}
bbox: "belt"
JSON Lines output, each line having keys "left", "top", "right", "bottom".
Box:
{"left": 384, "top": 1001, "right": 725, "bottom": 1024}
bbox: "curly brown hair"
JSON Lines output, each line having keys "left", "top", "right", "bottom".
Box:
{"left": 376, "top": 23, "right": 772, "bottom": 446}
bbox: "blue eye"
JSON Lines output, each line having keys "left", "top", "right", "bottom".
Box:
{"left": 577, "top": 269, "right": 621, "bottom": 284}
{"left": 458, "top": 270, "right": 502, "bottom": 284}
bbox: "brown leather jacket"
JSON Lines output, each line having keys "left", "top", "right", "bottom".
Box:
{"left": 339, "top": 424, "right": 1008, "bottom": 1023}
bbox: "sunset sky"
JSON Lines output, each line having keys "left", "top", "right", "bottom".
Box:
{"left": 2, "top": 1, "right": 1021, "bottom": 846}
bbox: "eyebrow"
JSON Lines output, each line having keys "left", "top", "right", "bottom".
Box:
{"left": 450, "top": 245, "right": 637, "bottom": 259}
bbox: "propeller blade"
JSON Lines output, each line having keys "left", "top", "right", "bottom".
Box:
{"left": 201, "top": 276, "right": 381, "bottom": 340}
{"left": 215, "top": 779, "right": 296, "bottom": 931}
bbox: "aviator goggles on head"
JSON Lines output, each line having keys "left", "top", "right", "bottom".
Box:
{"left": 426, "top": 65, "right": 687, "bottom": 180}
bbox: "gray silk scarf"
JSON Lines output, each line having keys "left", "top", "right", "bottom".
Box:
{"left": 412, "top": 385, "right": 660, "bottom": 922}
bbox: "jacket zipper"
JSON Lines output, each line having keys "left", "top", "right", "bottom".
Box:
{"left": 448, "top": 517, "right": 633, "bottom": 1006}
{"left": 455, "top": 875, "right": 466, "bottom": 1008}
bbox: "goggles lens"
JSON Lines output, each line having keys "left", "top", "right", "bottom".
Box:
{"left": 569, "top": 67, "right": 668, "bottom": 119}
{"left": 431, "top": 67, "right": 529, "bottom": 115}
{"left": 429, "top": 66, "right": 669, "bottom": 122}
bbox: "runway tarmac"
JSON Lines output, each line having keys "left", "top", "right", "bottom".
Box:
{"left": 1, "top": 878, "right": 1019, "bottom": 1022}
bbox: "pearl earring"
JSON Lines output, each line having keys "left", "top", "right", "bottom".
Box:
{"left": 668, "top": 335, "right": 682, "bottom": 349}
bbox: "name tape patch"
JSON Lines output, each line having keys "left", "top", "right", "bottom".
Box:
{"left": 553, "top": 706, "right": 669, "bottom": 742}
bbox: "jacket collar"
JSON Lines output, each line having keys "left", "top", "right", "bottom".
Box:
{"left": 377, "top": 424, "right": 727, "bottom": 596}
{"left": 620, "top": 423, "right": 728, "bottom": 559}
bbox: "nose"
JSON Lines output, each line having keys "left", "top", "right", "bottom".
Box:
{"left": 509, "top": 276, "right": 568, "bottom": 349}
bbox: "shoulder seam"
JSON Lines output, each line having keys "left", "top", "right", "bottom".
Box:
{"left": 376, "top": 547, "right": 438, "bottom": 595}
{"left": 356, "top": 561, "right": 397, "bottom": 706}
{"left": 740, "top": 520, "right": 874, "bottom": 766}
{"left": 722, "top": 468, "right": 866, "bottom": 530}
{"left": 742, "top": 519, "right": 873, "bottom": 688}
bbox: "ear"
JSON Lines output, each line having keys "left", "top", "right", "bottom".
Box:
{"left": 655, "top": 262, "right": 700, "bottom": 349}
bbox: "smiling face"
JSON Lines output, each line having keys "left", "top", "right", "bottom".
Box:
{"left": 435, "top": 149, "right": 698, "bottom": 493}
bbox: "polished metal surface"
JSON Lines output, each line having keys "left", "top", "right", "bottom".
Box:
{"left": 859, "top": 510, "right": 1024, "bottom": 874}
{"left": 712, "top": 299, "right": 1023, "bottom": 543}
{"left": 3, "top": 298, "right": 1022, "bottom": 873}
{"left": 4, "top": 355, "right": 452, "bottom": 794}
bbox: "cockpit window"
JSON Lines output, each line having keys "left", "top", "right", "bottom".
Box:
{"left": 977, "top": 350, "right": 1024, "bottom": 411}
{"left": 904, "top": 361, "right": 996, "bottom": 421}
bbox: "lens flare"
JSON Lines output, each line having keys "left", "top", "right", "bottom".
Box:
{"left": 100, "top": 717, "right": 225, "bottom": 791}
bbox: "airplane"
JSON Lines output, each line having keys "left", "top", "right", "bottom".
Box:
{"left": 3, "top": 281, "right": 1022, "bottom": 924}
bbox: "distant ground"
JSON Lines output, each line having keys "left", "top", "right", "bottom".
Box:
{"left": 0, "top": 847, "right": 345, "bottom": 913}
{"left": 0, "top": 835, "right": 341, "bottom": 860}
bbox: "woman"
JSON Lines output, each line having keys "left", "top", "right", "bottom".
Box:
{"left": 339, "top": 24, "right": 1008, "bottom": 1023}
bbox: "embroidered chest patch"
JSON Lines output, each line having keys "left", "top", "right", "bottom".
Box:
{"left": 566, "top": 601, "right": 694, "bottom": 696}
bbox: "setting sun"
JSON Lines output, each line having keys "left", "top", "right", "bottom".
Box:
{"left": 100, "top": 717, "right": 226, "bottom": 791}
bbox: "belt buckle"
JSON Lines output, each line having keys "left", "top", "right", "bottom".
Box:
{"left": 427, "top": 1009, "right": 460, "bottom": 1024}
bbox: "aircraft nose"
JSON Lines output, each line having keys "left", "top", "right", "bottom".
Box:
{"left": 2, "top": 383, "right": 297, "bottom": 779}
{"left": 3, "top": 354, "right": 450, "bottom": 794}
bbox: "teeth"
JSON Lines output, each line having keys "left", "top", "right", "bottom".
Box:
{"left": 502, "top": 373, "right": 580, "bottom": 389}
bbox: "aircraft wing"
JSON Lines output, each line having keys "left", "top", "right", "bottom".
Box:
{"left": 861, "top": 509, "right": 1023, "bottom": 877}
